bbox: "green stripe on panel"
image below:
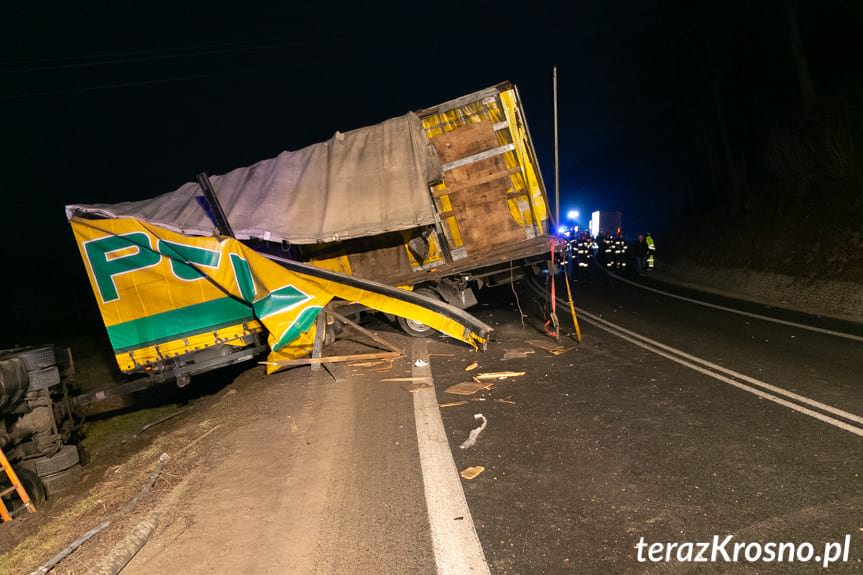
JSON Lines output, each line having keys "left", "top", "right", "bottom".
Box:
{"left": 107, "top": 297, "right": 254, "bottom": 352}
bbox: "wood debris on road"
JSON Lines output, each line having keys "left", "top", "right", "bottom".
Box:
{"left": 472, "top": 371, "right": 526, "bottom": 381}
{"left": 460, "top": 466, "right": 485, "bottom": 480}
{"left": 525, "top": 339, "right": 571, "bottom": 355}
{"left": 444, "top": 381, "right": 495, "bottom": 396}
{"left": 503, "top": 348, "right": 535, "bottom": 360}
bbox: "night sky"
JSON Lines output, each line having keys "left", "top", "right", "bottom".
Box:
{"left": 2, "top": 1, "right": 861, "bottom": 343}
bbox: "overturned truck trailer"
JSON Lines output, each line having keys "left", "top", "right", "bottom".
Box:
{"left": 66, "top": 81, "right": 546, "bottom": 383}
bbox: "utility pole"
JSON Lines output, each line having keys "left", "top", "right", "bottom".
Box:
{"left": 553, "top": 65, "right": 560, "bottom": 229}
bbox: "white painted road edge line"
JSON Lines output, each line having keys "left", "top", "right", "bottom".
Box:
{"left": 607, "top": 270, "right": 863, "bottom": 342}
{"left": 411, "top": 340, "right": 491, "bottom": 575}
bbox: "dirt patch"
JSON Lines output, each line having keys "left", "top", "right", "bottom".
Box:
{"left": 1, "top": 315, "right": 408, "bottom": 574}
{"left": 0, "top": 360, "right": 274, "bottom": 574}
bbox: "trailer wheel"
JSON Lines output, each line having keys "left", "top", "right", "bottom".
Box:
{"left": 397, "top": 289, "right": 440, "bottom": 338}
{"left": 1, "top": 467, "right": 46, "bottom": 514}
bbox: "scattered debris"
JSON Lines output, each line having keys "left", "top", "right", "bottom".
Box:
{"left": 287, "top": 415, "right": 300, "bottom": 433}
{"left": 464, "top": 362, "right": 479, "bottom": 371}
{"left": 406, "top": 383, "right": 433, "bottom": 393}
{"left": 263, "top": 350, "right": 402, "bottom": 368}
{"left": 460, "top": 466, "right": 486, "bottom": 480}
{"left": 379, "top": 376, "right": 432, "bottom": 383}
{"left": 472, "top": 371, "right": 526, "bottom": 381}
{"left": 138, "top": 408, "right": 189, "bottom": 433}
{"left": 177, "top": 424, "right": 224, "bottom": 455}
{"left": 525, "top": 339, "right": 571, "bottom": 356}
{"left": 459, "top": 413, "right": 488, "bottom": 449}
{"left": 503, "top": 348, "right": 535, "bottom": 360}
{"left": 445, "top": 381, "right": 494, "bottom": 396}
{"left": 493, "top": 398, "right": 517, "bottom": 405}
{"left": 349, "top": 360, "right": 390, "bottom": 368}
{"left": 373, "top": 360, "right": 395, "bottom": 372}
{"left": 439, "top": 400, "right": 469, "bottom": 408}
{"left": 413, "top": 359, "right": 429, "bottom": 368}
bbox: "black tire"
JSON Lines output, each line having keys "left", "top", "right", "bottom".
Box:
{"left": 1, "top": 467, "right": 46, "bottom": 515}
{"left": 20, "top": 444, "right": 80, "bottom": 477}
{"left": 396, "top": 289, "right": 440, "bottom": 338}
{"left": 40, "top": 464, "right": 82, "bottom": 496}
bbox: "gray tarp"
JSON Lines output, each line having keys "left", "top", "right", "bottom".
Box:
{"left": 66, "top": 112, "right": 441, "bottom": 244}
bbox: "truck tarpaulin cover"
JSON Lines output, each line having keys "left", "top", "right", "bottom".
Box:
{"left": 66, "top": 113, "right": 440, "bottom": 245}
{"left": 70, "top": 217, "right": 489, "bottom": 374}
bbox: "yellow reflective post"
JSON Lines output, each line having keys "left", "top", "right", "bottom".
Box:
{"left": 563, "top": 267, "right": 582, "bottom": 343}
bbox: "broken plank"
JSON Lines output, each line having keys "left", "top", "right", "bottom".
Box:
{"left": 263, "top": 350, "right": 402, "bottom": 369}
{"left": 472, "top": 371, "right": 526, "bottom": 381}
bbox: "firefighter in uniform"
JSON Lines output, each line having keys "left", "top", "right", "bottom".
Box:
{"left": 575, "top": 231, "right": 590, "bottom": 269}
{"left": 602, "top": 231, "right": 615, "bottom": 268}
{"left": 613, "top": 229, "right": 628, "bottom": 270}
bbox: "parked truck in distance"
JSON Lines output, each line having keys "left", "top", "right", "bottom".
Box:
{"left": 589, "top": 210, "right": 623, "bottom": 238}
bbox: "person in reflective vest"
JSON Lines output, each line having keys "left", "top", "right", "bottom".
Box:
{"left": 575, "top": 231, "right": 590, "bottom": 269}
{"left": 645, "top": 232, "right": 656, "bottom": 270}
{"left": 613, "top": 229, "right": 628, "bottom": 270}
{"left": 602, "top": 232, "right": 615, "bottom": 268}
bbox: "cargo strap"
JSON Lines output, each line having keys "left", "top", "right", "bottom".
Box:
{"left": 544, "top": 240, "right": 560, "bottom": 340}
{"left": 0, "top": 448, "right": 36, "bottom": 521}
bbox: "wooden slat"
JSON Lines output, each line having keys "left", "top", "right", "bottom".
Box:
{"left": 264, "top": 351, "right": 402, "bottom": 369}
{"left": 433, "top": 167, "right": 520, "bottom": 197}
{"left": 441, "top": 144, "right": 515, "bottom": 172}
{"left": 430, "top": 119, "right": 498, "bottom": 163}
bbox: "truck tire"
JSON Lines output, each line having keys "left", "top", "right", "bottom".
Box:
{"left": 40, "top": 463, "right": 82, "bottom": 496}
{"left": 397, "top": 289, "right": 440, "bottom": 338}
{"left": 1, "top": 467, "right": 46, "bottom": 514}
{"left": 20, "top": 444, "right": 80, "bottom": 477}
{"left": 13, "top": 346, "right": 56, "bottom": 370}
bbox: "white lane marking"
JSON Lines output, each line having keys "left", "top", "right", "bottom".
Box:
{"left": 526, "top": 278, "right": 863, "bottom": 437}
{"left": 411, "top": 340, "right": 491, "bottom": 575}
{"left": 607, "top": 270, "right": 863, "bottom": 342}
{"left": 580, "top": 308, "right": 863, "bottom": 427}
{"left": 577, "top": 308, "right": 863, "bottom": 437}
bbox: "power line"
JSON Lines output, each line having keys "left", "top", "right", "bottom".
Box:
{"left": 0, "top": 36, "right": 465, "bottom": 102}
{"left": 0, "top": 27, "right": 418, "bottom": 75}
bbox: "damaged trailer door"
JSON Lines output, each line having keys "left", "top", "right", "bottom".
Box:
{"left": 69, "top": 215, "right": 491, "bottom": 378}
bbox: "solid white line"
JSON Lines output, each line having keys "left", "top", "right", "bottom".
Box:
{"left": 411, "top": 340, "right": 491, "bottom": 575}
{"left": 580, "top": 311, "right": 863, "bottom": 438}
{"left": 607, "top": 270, "right": 863, "bottom": 342}
{"left": 525, "top": 278, "right": 863, "bottom": 437}
{"left": 578, "top": 308, "right": 863, "bottom": 427}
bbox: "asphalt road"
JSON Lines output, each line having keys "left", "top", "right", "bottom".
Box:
{"left": 121, "top": 264, "right": 862, "bottom": 574}
{"left": 440, "top": 266, "right": 863, "bottom": 574}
